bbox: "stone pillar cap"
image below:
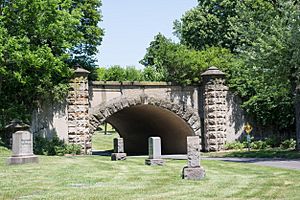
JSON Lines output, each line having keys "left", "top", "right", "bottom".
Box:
{"left": 5, "top": 119, "right": 30, "bottom": 131}
{"left": 201, "top": 66, "right": 225, "bottom": 77}
{"left": 74, "top": 65, "right": 90, "bottom": 76}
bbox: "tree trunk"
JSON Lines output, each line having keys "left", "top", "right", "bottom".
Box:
{"left": 295, "top": 85, "right": 300, "bottom": 151}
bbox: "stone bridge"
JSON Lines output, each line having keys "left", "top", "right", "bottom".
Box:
{"left": 31, "top": 67, "right": 246, "bottom": 154}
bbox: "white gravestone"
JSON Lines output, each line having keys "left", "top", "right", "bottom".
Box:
{"left": 145, "top": 137, "right": 164, "bottom": 166}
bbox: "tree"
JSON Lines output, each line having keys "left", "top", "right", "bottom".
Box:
{"left": 174, "top": 0, "right": 241, "bottom": 52}
{"left": 141, "top": 33, "right": 236, "bottom": 85}
{"left": 0, "top": 0, "right": 104, "bottom": 128}
{"left": 143, "top": 0, "right": 300, "bottom": 134}
{"left": 174, "top": 0, "right": 286, "bottom": 52}
{"left": 226, "top": 1, "right": 298, "bottom": 130}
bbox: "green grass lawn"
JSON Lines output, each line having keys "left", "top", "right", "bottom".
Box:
{"left": 1, "top": 132, "right": 300, "bottom": 199}
{"left": 0, "top": 155, "right": 299, "bottom": 200}
{"left": 92, "top": 131, "right": 119, "bottom": 151}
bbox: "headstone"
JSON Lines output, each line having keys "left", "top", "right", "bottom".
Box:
{"left": 182, "top": 136, "right": 205, "bottom": 180}
{"left": 145, "top": 137, "right": 164, "bottom": 166}
{"left": 6, "top": 120, "right": 38, "bottom": 165}
{"left": 111, "top": 138, "right": 126, "bottom": 161}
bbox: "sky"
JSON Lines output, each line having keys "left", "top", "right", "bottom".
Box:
{"left": 96, "top": 0, "right": 197, "bottom": 68}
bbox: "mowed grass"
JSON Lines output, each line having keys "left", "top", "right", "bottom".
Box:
{"left": 0, "top": 154, "right": 300, "bottom": 200}
{"left": 1, "top": 131, "right": 300, "bottom": 199}
{"left": 92, "top": 124, "right": 119, "bottom": 151}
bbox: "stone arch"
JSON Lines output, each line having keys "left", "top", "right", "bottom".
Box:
{"left": 89, "top": 94, "right": 201, "bottom": 154}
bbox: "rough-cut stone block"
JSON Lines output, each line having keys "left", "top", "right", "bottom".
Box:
{"left": 182, "top": 109, "right": 194, "bottom": 121}
{"left": 145, "top": 158, "right": 165, "bottom": 166}
{"left": 191, "top": 122, "right": 201, "bottom": 130}
{"left": 113, "top": 138, "right": 124, "bottom": 153}
{"left": 7, "top": 155, "right": 38, "bottom": 165}
{"left": 187, "top": 136, "right": 200, "bottom": 168}
{"left": 111, "top": 153, "right": 127, "bottom": 161}
{"left": 188, "top": 115, "right": 198, "bottom": 125}
{"left": 182, "top": 166, "right": 205, "bottom": 180}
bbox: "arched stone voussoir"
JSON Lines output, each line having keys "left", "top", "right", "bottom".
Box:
{"left": 89, "top": 94, "right": 201, "bottom": 135}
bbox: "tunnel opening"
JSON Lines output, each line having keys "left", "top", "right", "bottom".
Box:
{"left": 104, "top": 104, "right": 194, "bottom": 155}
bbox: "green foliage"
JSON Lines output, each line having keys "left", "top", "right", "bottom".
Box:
{"left": 124, "top": 66, "right": 142, "bottom": 81}
{"left": 141, "top": 33, "right": 236, "bottom": 85}
{"left": 250, "top": 140, "right": 270, "bottom": 150}
{"left": 95, "top": 65, "right": 165, "bottom": 82}
{"left": 265, "top": 137, "right": 281, "bottom": 148}
{"left": 103, "top": 65, "right": 126, "bottom": 81}
{"left": 280, "top": 139, "right": 296, "bottom": 150}
{"left": 174, "top": 0, "right": 241, "bottom": 52}
{"left": 169, "top": 0, "right": 300, "bottom": 131}
{"left": 96, "top": 67, "right": 106, "bottom": 80}
{"left": 225, "top": 141, "right": 245, "bottom": 150}
{"left": 33, "top": 135, "right": 81, "bottom": 156}
{"left": 142, "top": 66, "right": 166, "bottom": 82}
{"left": 0, "top": 0, "right": 104, "bottom": 129}
{"left": 224, "top": 137, "right": 296, "bottom": 151}
{"left": 226, "top": 1, "right": 298, "bottom": 129}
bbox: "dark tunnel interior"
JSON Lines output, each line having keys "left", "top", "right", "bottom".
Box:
{"left": 105, "top": 104, "right": 194, "bottom": 155}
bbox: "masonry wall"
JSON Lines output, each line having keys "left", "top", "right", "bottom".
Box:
{"left": 30, "top": 80, "right": 248, "bottom": 152}
{"left": 90, "top": 81, "right": 199, "bottom": 111}
{"left": 31, "top": 100, "right": 68, "bottom": 141}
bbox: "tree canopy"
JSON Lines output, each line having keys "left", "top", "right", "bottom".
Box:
{"left": 142, "top": 0, "right": 300, "bottom": 133}
{"left": 0, "top": 0, "right": 104, "bottom": 128}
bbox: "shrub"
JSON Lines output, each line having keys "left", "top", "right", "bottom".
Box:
{"left": 280, "top": 139, "right": 296, "bottom": 150}
{"left": 265, "top": 136, "right": 281, "bottom": 148}
{"left": 33, "top": 135, "right": 81, "bottom": 156}
{"left": 250, "top": 140, "right": 270, "bottom": 150}
{"left": 225, "top": 141, "right": 245, "bottom": 150}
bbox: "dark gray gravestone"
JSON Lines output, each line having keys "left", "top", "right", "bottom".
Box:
{"left": 111, "top": 138, "right": 126, "bottom": 161}
{"left": 182, "top": 136, "right": 205, "bottom": 180}
{"left": 6, "top": 120, "right": 38, "bottom": 165}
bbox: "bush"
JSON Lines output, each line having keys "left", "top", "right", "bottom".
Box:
{"left": 250, "top": 140, "right": 270, "bottom": 150}
{"left": 265, "top": 136, "right": 281, "bottom": 148}
{"left": 33, "top": 135, "right": 81, "bottom": 156}
{"left": 225, "top": 141, "right": 245, "bottom": 150}
{"left": 280, "top": 139, "right": 296, "bottom": 150}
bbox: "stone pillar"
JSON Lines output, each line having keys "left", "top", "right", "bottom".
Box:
{"left": 111, "top": 138, "right": 127, "bottom": 160}
{"left": 6, "top": 120, "right": 38, "bottom": 165}
{"left": 67, "top": 67, "right": 91, "bottom": 154}
{"left": 182, "top": 136, "right": 205, "bottom": 180}
{"left": 145, "top": 137, "right": 165, "bottom": 166}
{"left": 201, "top": 66, "right": 228, "bottom": 151}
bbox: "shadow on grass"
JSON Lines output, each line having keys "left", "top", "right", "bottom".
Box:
{"left": 91, "top": 150, "right": 113, "bottom": 156}
{"left": 204, "top": 149, "right": 300, "bottom": 159}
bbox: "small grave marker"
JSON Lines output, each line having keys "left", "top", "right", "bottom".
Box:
{"left": 182, "top": 136, "right": 205, "bottom": 180}
{"left": 145, "top": 137, "right": 164, "bottom": 166}
{"left": 111, "top": 138, "right": 127, "bottom": 161}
